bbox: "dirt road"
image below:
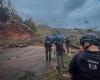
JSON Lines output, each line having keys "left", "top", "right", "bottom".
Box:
{"left": 0, "top": 46, "right": 49, "bottom": 80}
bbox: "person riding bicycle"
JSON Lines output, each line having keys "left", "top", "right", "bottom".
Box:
{"left": 44, "top": 35, "right": 53, "bottom": 62}
{"left": 68, "top": 33, "right": 100, "bottom": 80}
{"left": 55, "top": 33, "right": 65, "bottom": 69}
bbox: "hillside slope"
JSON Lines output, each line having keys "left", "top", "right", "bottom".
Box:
{"left": 0, "top": 22, "right": 36, "bottom": 47}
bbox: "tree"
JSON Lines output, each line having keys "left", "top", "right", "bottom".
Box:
{"left": 0, "top": 0, "right": 9, "bottom": 22}
{"left": 85, "top": 28, "right": 94, "bottom": 33}
{"left": 24, "top": 18, "right": 36, "bottom": 32}
{"left": 0, "top": 7, "right": 9, "bottom": 22}
{"left": 7, "top": 0, "right": 23, "bottom": 23}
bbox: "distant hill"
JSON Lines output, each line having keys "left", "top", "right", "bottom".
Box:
{"left": 36, "top": 25, "right": 100, "bottom": 46}
{"left": 36, "top": 25, "right": 82, "bottom": 37}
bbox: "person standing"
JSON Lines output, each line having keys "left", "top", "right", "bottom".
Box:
{"left": 68, "top": 33, "right": 100, "bottom": 80}
{"left": 44, "top": 35, "right": 53, "bottom": 62}
{"left": 65, "top": 36, "right": 70, "bottom": 53}
{"left": 55, "top": 33, "right": 65, "bottom": 69}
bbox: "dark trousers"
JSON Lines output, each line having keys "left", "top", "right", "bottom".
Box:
{"left": 56, "top": 48, "right": 65, "bottom": 69}
{"left": 57, "top": 54, "right": 64, "bottom": 69}
{"left": 66, "top": 45, "right": 70, "bottom": 53}
{"left": 45, "top": 48, "right": 52, "bottom": 62}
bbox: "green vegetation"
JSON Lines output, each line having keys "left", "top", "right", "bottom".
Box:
{"left": 19, "top": 71, "right": 36, "bottom": 80}
{"left": 24, "top": 18, "right": 36, "bottom": 33}
{"left": 0, "top": 0, "right": 38, "bottom": 48}
{"left": 36, "top": 24, "right": 55, "bottom": 42}
{"left": 43, "top": 54, "right": 72, "bottom": 80}
{"left": 11, "top": 40, "right": 31, "bottom": 48}
{"left": 18, "top": 55, "right": 72, "bottom": 80}
{"left": 0, "top": 39, "right": 34, "bottom": 48}
{"left": 0, "top": 0, "right": 100, "bottom": 48}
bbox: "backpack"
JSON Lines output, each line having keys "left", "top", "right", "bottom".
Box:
{"left": 76, "top": 51, "right": 100, "bottom": 67}
{"left": 45, "top": 36, "right": 52, "bottom": 47}
{"left": 55, "top": 35, "right": 64, "bottom": 46}
{"left": 45, "top": 39, "right": 52, "bottom": 44}
{"left": 73, "top": 51, "right": 100, "bottom": 80}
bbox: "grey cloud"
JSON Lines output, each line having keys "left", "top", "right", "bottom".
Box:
{"left": 11, "top": 0, "right": 100, "bottom": 28}
{"left": 62, "top": 0, "right": 87, "bottom": 14}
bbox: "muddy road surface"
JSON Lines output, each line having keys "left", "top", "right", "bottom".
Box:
{"left": 0, "top": 46, "right": 49, "bottom": 80}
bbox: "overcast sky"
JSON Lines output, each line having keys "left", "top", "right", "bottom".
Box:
{"left": 11, "top": 0, "right": 100, "bottom": 28}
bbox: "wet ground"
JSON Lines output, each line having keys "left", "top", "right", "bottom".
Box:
{"left": 0, "top": 46, "right": 50, "bottom": 80}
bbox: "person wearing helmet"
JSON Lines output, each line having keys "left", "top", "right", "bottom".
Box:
{"left": 44, "top": 35, "right": 53, "bottom": 62}
{"left": 67, "top": 33, "right": 100, "bottom": 80}
{"left": 54, "top": 33, "right": 65, "bottom": 69}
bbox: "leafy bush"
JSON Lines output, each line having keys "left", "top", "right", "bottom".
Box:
{"left": 19, "top": 71, "right": 36, "bottom": 80}
{"left": 44, "top": 54, "right": 72, "bottom": 80}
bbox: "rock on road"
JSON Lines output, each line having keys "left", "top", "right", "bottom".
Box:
{"left": 0, "top": 46, "right": 49, "bottom": 80}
